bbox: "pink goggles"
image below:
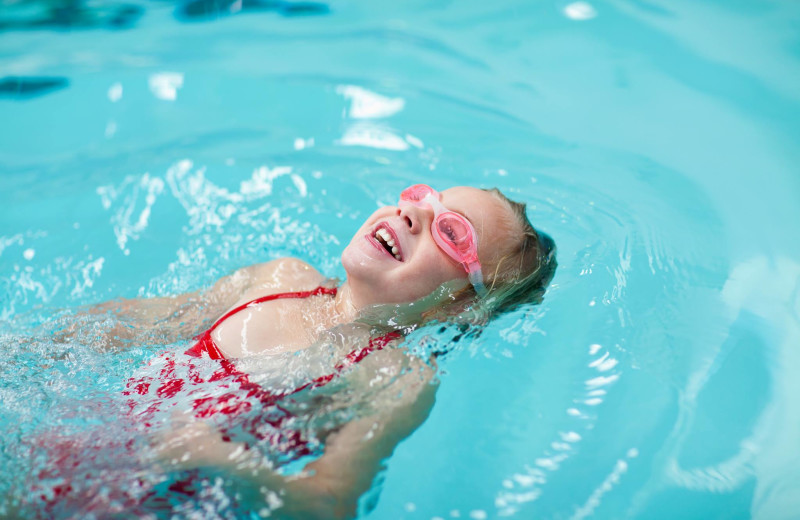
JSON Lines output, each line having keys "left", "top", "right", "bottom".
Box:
{"left": 399, "top": 184, "right": 487, "bottom": 296}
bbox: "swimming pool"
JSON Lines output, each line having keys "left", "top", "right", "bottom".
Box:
{"left": 2, "top": 0, "right": 800, "bottom": 517}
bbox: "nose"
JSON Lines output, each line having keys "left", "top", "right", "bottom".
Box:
{"left": 397, "top": 203, "right": 430, "bottom": 235}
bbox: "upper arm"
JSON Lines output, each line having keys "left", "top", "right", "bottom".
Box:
{"left": 66, "top": 257, "right": 320, "bottom": 345}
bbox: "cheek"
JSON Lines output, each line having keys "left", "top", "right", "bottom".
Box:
{"left": 396, "top": 246, "right": 464, "bottom": 290}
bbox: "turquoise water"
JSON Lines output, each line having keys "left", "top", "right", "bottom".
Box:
{"left": 2, "top": 0, "right": 800, "bottom": 518}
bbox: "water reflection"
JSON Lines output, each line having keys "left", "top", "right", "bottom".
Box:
{"left": 0, "top": 76, "right": 68, "bottom": 99}
{"left": 0, "top": 0, "right": 327, "bottom": 33}
{"left": 177, "top": 0, "right": 329, "bottom": 21}
{"left": 0, "top": 0, "right": 143, "bottom": 31}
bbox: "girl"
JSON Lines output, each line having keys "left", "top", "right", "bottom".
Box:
{"left": 33, "top": 184, "right": 555, "bottom": 519}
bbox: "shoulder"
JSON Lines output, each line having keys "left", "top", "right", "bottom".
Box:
{"left": 234, "top": 257, "right": 327, "bottom": 293}
{"left": 243, "top": 257, "right": 322, "bottom": 280}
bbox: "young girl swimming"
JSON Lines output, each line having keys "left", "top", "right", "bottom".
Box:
{"left": 32, "top": 184, "right": 555, "bottom": 519}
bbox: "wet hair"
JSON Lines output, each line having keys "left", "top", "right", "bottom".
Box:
{"left": 480, "top": 188, "right": 557, "bottom": 314}
{"left": 432, "top": 189, "right": 556, "bottom": 323}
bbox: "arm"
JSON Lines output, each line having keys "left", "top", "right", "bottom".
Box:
{"left": 53, "top": 271, "right": 238, "bottom": 346}
{"left": 288, "top": 357, "right": 438, "bottom": 518}
{"left": 55, "top": 258, "right": 317, "bottom": 347}
{"left": 159, "top": 353, "right": 438, "bottom": 519}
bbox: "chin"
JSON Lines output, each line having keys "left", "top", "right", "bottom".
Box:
{"left": 340, "top": 246, "right": 377, "bottom": 286}
{"left": 340, "top": 243, "right": 363, "bottom": 277}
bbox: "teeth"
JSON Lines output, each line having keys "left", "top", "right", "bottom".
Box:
{"left": 375, "top": 227, "right": 402, "bottom": 261}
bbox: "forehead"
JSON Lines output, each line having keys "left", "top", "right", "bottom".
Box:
{"left": 441, "top": 186, "right": 519, "bottom": 256}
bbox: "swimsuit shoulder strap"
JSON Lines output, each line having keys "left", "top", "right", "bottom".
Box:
{"left": 204, "top": 285, "right": 337, "bottom": 335}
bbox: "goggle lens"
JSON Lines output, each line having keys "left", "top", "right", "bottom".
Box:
{"left": 436, "top": 215, "right": 472, "bottom": 252}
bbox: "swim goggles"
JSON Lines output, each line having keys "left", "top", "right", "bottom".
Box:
{"left": 399, "top": 184, "right": 487, "bottom": 296}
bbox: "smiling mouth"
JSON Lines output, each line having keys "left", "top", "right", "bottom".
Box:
{"left": 371, "top": 225, "right": 403, "bottom": 261}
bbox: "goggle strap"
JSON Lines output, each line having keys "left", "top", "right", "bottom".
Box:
{"left": 467, "top": 267, "right": 487, "bottom": 296}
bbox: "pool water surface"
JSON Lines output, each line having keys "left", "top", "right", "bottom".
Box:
{"left": 1, "top": 0, "right": 800, "bottom": 518}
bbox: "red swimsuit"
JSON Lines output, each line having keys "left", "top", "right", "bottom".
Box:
{"left": 37, "top": 286, "right": 401, "bottom": 516}
{"left": 123, "top": 286, "right": 400, "bottom": 449}
{"left": 186, "top": 286, "right": 340, "bottom": 361}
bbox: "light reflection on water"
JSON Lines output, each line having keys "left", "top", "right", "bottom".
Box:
{"left": 2, "top": 0, "right": 800, "bottom": 518}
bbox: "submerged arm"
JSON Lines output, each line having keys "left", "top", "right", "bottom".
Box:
{"left": 160, "top": 352, "right": 438, "bottom": 519}
{"left": 288, "top": 356, "right": 438, "bottom": 518}
{"left": 53, "top": 273, "right": 239, "bottom": 346}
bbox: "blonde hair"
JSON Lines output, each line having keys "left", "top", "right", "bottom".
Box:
{"left": 434, "top": 189, "right": 557, "bottom": 323}
{"left": 481, "top": 188, "right": 557, "bottom": 313}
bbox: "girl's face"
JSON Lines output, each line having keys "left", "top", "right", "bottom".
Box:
{"left": 342, "top": 186, "right": 519, "bottom": 308}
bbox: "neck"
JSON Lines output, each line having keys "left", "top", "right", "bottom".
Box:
{"left": 329, "top": 280, "right": 441, "bottom": 333}
{"left": 319, "top": 280, "right": 359, "bottom": 329}
{"left": 325, "top": 280, "right": 411, "bottom": 331}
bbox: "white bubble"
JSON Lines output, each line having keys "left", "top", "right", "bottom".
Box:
{"left": 23, "top": 248, "right": 35, "bottom": 260}
{"left": 535, "top": 457, "right": 560, "bottom": 470}
{"left": 590, "top": 354, "right": 618, "bottom": 372}
{"left": 105, "top": 120, "right": 117, "bottom": 138}
{"left": 585, "top": 374, "right": 619, "bottom": 388}
{"left": 405, "top": 133, "right": 424, "bottom": 148}
{"left": 336, "top": 85, "right": 405, "bottom": 119}
{"left": 560, "top": 431, "right": 582, "bottom": 442}
{"left": 294, "top": 137, "right": 315, "bottom": 150}
{"left": 291, "top": 174, "right": 307, "bottom": 197}
{"left": 108, "top": 82, "right": 123, "bottom": 102}
{"left": 564, "top": 2, "right": 597, "bottom": 20}
{"left": 338, "top": 124, "right": 409, "bottom": 151}
{"left": 149, "top": 72, "right": 184, "bottom": 101}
